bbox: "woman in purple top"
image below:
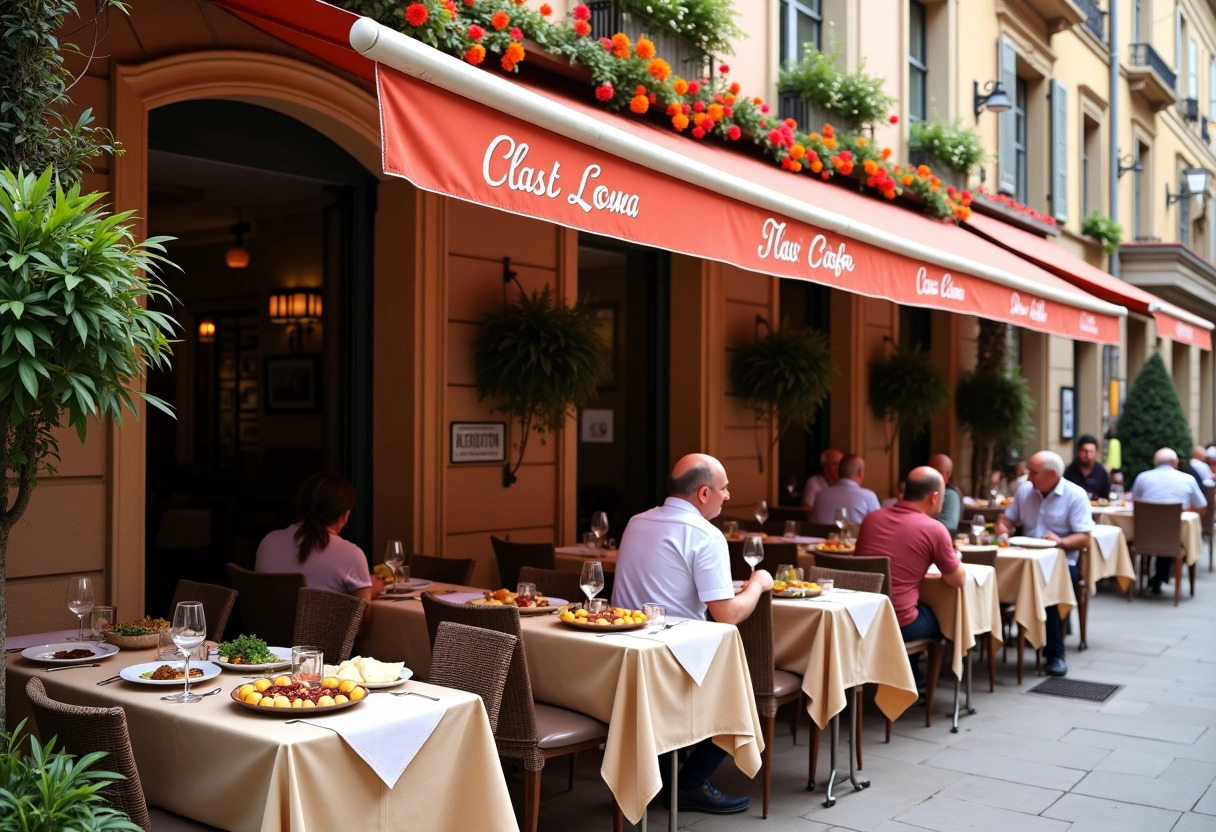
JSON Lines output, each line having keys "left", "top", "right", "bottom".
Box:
{"left": 255, "top": 473, "right": 383, "bottom": 611}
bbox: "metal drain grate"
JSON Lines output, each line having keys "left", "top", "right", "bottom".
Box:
{"left": 1028, "top": 677, "right": 1120, "bottom": 702}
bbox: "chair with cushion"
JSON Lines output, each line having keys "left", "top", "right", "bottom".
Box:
{"left": 490, "top": 536, "right": 555, "bottom": 590}
{"left": 420, "top": 592, "right": 623, "bottom": 832}
{"left": 428, "top": 621, "right": 516, "bottom": 732}
{"left": 410, "top": 554, "right": 476, "bottom": 585}
{"left": 225, "top": 563, "right": 305, "bottom": 647}
{"left": 726, "top": 539, "right": 799, "bottom": 582}
{"left": 168, "top": 580, "right": 238, "bottom": 642}
{"left": 25, "top": 678, "right": 216, "bottom": 831}
{"left": 517, "top": 565, "right": 584, "bottom": 604}
{"left": 293, "top": 588, "right": 368, "bottom": 662}
{"left": 1130, "top": 501, "right": 1187, "bottom": 605}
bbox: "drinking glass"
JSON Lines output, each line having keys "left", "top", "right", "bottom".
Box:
{"left": 582, "top": 532, "right": 598, "bottom": 550}
{"left": 65, "top": 576, "right": 94, "bottom": 642}
{"left": 643, "top": 603, "right": 665, "bottom": 625}
{"left": 835, "top": 508, "right": 849, "bottom": 538}
{"left": 1110, "top": 484, "right": 1124, "bottom": 505}
{"left": 162, "top": 601, "right": 207, "bottom": 703}
{"left": 783, "top": 520, "right": 798, "bottom": 539}
{"left": 384, "top": 540, "right": 406, "bottom": 594}
{"left": 775, "top": 563, "right": 795, "bottom": 583}
{"left": 971, "top": 514, "right": 986, "bottom": 544}
{"left": 579, "top": 561, "right": 605, "bottom": 604}
{"left": 516, "top": 582, "right": 537, "bottom": 606}
{"left": 742, "top": 536, "right": 764, "bottom": 574}
{"left": 754, "top": 500, "right": 769, "bottom": 527}
{"left": 722, "top": 519, "right": 740, "bottom": 539}
{"left": 590, "top": 511, "right": 610, "bottom": 547}
{"left": 292, "top": 645, "right": 323, "bottom": 686}
{"left": 90, "top": 606, "right": 115, "bottom": 642}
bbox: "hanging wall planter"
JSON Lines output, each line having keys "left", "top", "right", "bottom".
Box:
{"left": 868, "top": 342, "right": 948, "bottom": 452}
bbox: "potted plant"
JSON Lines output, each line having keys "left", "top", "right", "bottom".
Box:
{"left": 1081, "top": 210, "right": 1123, "bottom": 254}
{"left": 1116, "top": 353, "right": 1193, "bottom": 483}
{"left": 908, "top": 119, "right": 986, "bottom": 191}
{"left": 955, "top": 368, "right": 1033, "bottom": 495}
{"left": 869, "top": 343, "right": 948, "bottom": 452}
{"left": 0, "top": 721, "right": 142, "bottom": 831}
{"left": 474, "top": 284, "right": 608, "bottom": 486}
{"left": 777, "top": 43, "right": 895, "bottom": 133}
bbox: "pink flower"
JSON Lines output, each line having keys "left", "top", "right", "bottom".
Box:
{"left": 509, "top": 26, "right": 522, "bottom": 39}
{"left": 726, "top": 124, "right": 741, "bottom": 140}
{"left": 572, "top": 4, "right": 591, "bottom": 20}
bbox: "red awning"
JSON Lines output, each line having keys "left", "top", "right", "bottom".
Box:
{"left": 965, "top": 212, "right": 1212, "bottom": 350}
{"left": 212, "top": 0, "right": 373, "bottom": 80}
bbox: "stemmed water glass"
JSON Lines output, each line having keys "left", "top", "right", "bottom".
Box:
{"left": 971, "top": 514, "right": 986, "bottom": 544}
{"left": 590, "top": 512, "right": 610, "bottom": 548}
{"left": 835, "top": 508, "right": 849, "bottom": 538}
{"left": 754, "top": 500, "right": 769, "bottom": 527}
{"left": 579, "top": 561, "right": 605, "bottom": 605}
{"left": 162, "top": 601, "right": 207, "bottom": 703}
{"left": 384, "top": 540, "right": 406, "bottom": 594}
{"left": 742, "top": 536, "right": 765, "bottom": 574}
{"left": 65, "top": 576, "right": 94, "bottom": 642}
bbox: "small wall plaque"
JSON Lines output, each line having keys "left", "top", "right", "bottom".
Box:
{"left": 450, "top": 422, "right": 507, "bottom": 463}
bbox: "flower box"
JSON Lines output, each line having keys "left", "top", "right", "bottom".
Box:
{"left": 521, "top": 39, "right": 592, "bottom": 84}
{"left": 970, "top": 194, "right": 1061, "bottom": 236}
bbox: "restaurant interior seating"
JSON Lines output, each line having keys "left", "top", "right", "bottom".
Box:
{"left": 765, "top": 505, "right": 811, "bottom": 523}
{"left": 1130, "top": 501, "right": 1187, "bottom": 605}
{"left": 804, "top": 522, "right": 842, "bottom": 540}
{"left": 419, "top": 592, "right": 624, "bottom": 832}
{"left": 410, "top": 554, "right": 476, "bottom": 585}
{"left": 293, "top": 588, "right": 368, "bottom": 662}
{"left": 168, "top": 579, "right": 238, "bottom": 642}
{"left": 24, "top": 678, "right": 217, "bottom": 831}
{"left": 517, "top": 565, "right": 583, "bottom": 603}
{"left": 428, "top": 621, "right": 516, "bottom": 732}
{"left": 225, "top": 563, "right": 305, "bottom": 647}
{"left": 490, "top": 536, "right": 556, "bottom": 590}
{"left": 726, "top": 539, "right": 799, "bottom": 581}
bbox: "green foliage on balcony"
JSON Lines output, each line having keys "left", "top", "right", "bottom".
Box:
{"left": 777, "top": 45, "right": 895, "bottom": 129}
{"left": 1081, "top": 210, "right": 1124, "bottom": 254}
{"left": 908, "top": 119, "right": 987, "bottom": 176}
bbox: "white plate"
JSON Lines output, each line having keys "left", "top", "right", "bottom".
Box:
{"left": 212, "top": 646, "right": 292, "bottom": 672}
{"left": 443, "top": 591, "right": 567, "bottom": 615}
{"left": 957, "top": 544, "right": 999, "bottom": 553}
{"left": 21, "top": 642, "right": 119, "bottom": 664}
{"left": 323, "top": 664, "right": 414, "bottom": 689}
{"left": 119, "top": 661, "right": 222, "bottom": 686}
{"left": 1008, "top": 536, "right": 1057, "bottom": 549}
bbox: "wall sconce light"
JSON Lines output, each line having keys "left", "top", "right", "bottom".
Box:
{"left": 268, "top": 288, "right": 323, "bottom": 351}
{"left": 1117, "top": 152, "right": 1143, "bottom": 178}
{"left": 973, "top": 80, "right": 1013, "bottom": 120}
{"left": 226, "top": 212, "right": 251, "bottom": 269}
{"left": 197, "top": 320, "right": 216, "bottom": 343}
{"left": 1166, "top": 167, "right": 1211, "bottom": 207}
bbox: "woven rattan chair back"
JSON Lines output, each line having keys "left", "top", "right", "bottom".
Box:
{"left": 806, "top": 566, "right": 885, "bottom": 593}
{"left": 226, "top": 563, "right": 305, "bottom": 647}
{"left": 812, "top": 553, "right": 892, "bottom": 596}
{"left": 726, "top": 539, "right": 799, "bottom": 581}
{"left": 293, "top": 588, "right": 368, "bottom": 662}
{"left": 767, "top": 505, "right": 811, "bottom": 523}
{"left": 25, "top": 677, "right": 153, "bottom": 832}
{"left": 169, "top": 579, "right": 238, "bottom": 642}
{"left": 958, "top": 549, "right": 998, "bottom": 568}
{"left": 429, "top": 621, "right": 516, "bottom": 732}
{"left": 517, "top": 566, "right": 583, "bottom": 603}
{"left": 804, "top": 522, "right": 841, "bottom": 539}
{"left": 714, "top": 591, "right": 776, "bottom": 711}
{"left": 420, "top": 592, "right": 541, "bottom": 768}
{"left": 490, "top": 536, "right": 555, "bottom": 590}
{"left": 1131, "top": 501, "right": 1183, "bottom": 558}
{"left": 410, "top": 554, "right": 476, "bottom": 585}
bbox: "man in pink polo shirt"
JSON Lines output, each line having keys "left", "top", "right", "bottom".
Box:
{"left": 854, "top": 467, "right": 967, "bottom": 646}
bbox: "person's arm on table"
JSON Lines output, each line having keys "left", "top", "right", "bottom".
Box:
{"left": 706, "top": 570, "right": 774, "bottom": 625}
{"left": 1043, "top": 530, "right": 1091, "bottom": 552}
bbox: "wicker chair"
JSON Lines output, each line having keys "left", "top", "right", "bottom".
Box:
{"left": 812, "top": 553, "right": 892, "bottom": 595}
{"left": 226, "top": 563, "right": 305, "bottom": 646}
{"left": 429, "top": 621, "right": 516, "bottom": 732}
{"left": 517, "top": 566, "right": 583, "bottom": 604}
{"left": 726, "top": 539, "right": 800, "bottom": 582}
{"left": 293, "top": 588, "right": 368, "bottom": 662}
{"left": 168, "top": 580, "right": 238, "bottom": 642}
{"left": 420, "top": 593, "right": 623, "bottom": 832}
{"left": 490, "top": 536, "right": 555, "bottom": 590}
{"left": 804, "top": 522, "right": 842, "bottom": 540}
{"left": 410, "top": 554, "right": 476, "bottom": 585}
{"left": 1202, "top": 485, "right": 1215, "bottom": 573}
{"left": 1130, "top": 501, "right": 1187, "bottom": 605}
{"left": 25, "top": 678, "right": 216, "bottom": 831}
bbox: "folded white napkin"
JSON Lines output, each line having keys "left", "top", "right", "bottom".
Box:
{"left": 297, "top": 691, "right": 445, "bottom": 787}
{"left": 630, "top": 621, "right": 724, "bottom": 686}
{"left": 963, "top": 563, "right": 991, "bottom": 586}
{"left": 1091, "top": 525, "right": 1121, "bottom": 561}
{"left": 814, "top": 591, "right": 884, "bottom": 638}
{"left": 7, "top": 629, "right": 83, "bottom": 650}
{"left": 555, "top": 545, "right": 601, "bottom": 556}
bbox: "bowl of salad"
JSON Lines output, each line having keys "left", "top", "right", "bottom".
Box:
{"left": 214, "top": 634, "right": 291, "bottom": 671}
{"left": 101, "top": 617, "right": 171, "bottom": 649}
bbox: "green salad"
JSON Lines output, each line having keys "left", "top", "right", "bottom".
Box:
{"left": 217, "top": 634, "right": 276, "bottom": 665}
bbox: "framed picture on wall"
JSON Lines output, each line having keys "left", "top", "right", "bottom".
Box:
{"left": 1060, "top": 386, "right": 1076, "bottom": 441}
{"left": 590, "top": 303, "right": 617, "bottom": 389}
{"left": 265, "top": 355, "right": 320, "bottom": 412}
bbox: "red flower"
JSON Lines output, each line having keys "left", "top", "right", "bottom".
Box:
{"left": 692, "top": 126, "right": 706, "bottom": 139}
{"left": 701, "top": 119, "right": 715, "bottom": 131}
{"left": 595, "top": 84, "right": 615, "bottom": 102}
{"left": 693, "top": 101, "right": 705, "bottom": 113}
{"left": 889, "top": 114, "right": 899, "bottom": 124}
{"left": 726, "top": 124, "right": 741, "bottom": 140}
{"left": 404, "top": 2, "right": 429, "bottom": 26}
{"left": 509, "top": 27, "right": 522, "bottom": 39}
{"left": 574, "top": 19, "right": 591, "bottom": 36}
{"left": 491, "top": 11, "right": 510, "bottom": 29}
{"left": 599, "top": 37, "right": 611, "bottom": 49}
{"left": 573, "top": 4, "right": 591, "bottom": 20}
{"left": 687, "top": 81, "right": 700, "bottom": 94}
{"left": 719, "top": 64, "right": 730, "bottom": 73}
{"left": 635, "top": 85, "right": 647, "bottom": 95}
{"left": 760, "top": 103, "right": 769, "bottom": 114}
{"left": 463, "top": 0, "right": 474, "bottom": 6}
{"left": 681, "top": 103, "right": 690, "bottom": 114}
{"left": 723, "top": 106, "right": 733, "bottom": 117}
{"left": 515, "top": 0, "right": 525, "bottom": 5}
{"left": 467, "top": 24, "right": 485, "bottom": 40}
{"left": 539, "top": 3, "right": 552, "bottom": 15}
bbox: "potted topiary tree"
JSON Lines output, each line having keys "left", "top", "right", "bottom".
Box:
{"left": 955, "top": 368, "right": 1033, "bottom": 495}
{"left": 1116, "top": 352, "right": 1193, "bottom": 484}
{"left": 869, "top": 343, "right": 948, "bottom": 452}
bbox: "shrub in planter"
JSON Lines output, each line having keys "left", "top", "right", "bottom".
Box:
{"left": 1081, "top": 210, "right": 1123, "bottom": 254}
{"left": 777, "top": 44, "right": 894, "bottom": 130}
{"left": 956, "top": 368, "right": 1033, "bottom": 493}
{"left": 730, "top": 321, "right": 837, "bottom": 445}
{"left": 908, "top": 119, "right": 986, "bottom": 177}
{"left": 869, "top": 344, "right": 948, "bottom": 451}
{"left": 1116, "top": 352, "right": 1193, "bottom": 484}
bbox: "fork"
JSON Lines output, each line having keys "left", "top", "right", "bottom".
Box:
{"left": 161, "top": 686, "right": 222, "bottom": 702}
{"left": 96, "top": 675, "right": 122, "bottom": 686}
{"left": 44, "top": 663, "right": 101, "bottom": 672}
{"left": 390, "top": 690, "right": 440, "bottom": 701}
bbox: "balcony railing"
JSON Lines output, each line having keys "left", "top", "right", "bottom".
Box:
{"left": 1204, "top": 116, "right": 1211, "bottom": 143}
{"left": 1130, "top": 42, "right": 1177, "bottom": 91}
{"left": 1076, "top": 0, "right": 1106, "bottom": 43}
{"left": 1180, "top": 97, "right": 1200, "bottom": 122}
{"left": 587, "top": 1, "right": 713, "bottom": 79}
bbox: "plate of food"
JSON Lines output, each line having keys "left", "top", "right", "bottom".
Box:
{"left": 325, "top": 656, "right": 413, "bottom": 690}
{"left": 555, "top": 606, "right": 648, "bottom": 631}
{"left": 213, "top": 635, "right": 291, "bottom": 672}
{"left": 772, "top": 580, "right": 822, "bottom": 598}
{"left": 815, "top": 541, "right": 856, "bottom": 554}
{"left": 447, "top": 590, "right": 566, "bottom": 615}
{"left": 1007, "top": 536, "right": 1058, "bottom": 549}
{"left": 119, "top": 661, "right": 222, "bottom": 686}
{"left": 20, "top": 642, "right": 120, "bottom": 664}
{"left": 101, "top": 617, "right": 171, "bottom": 649}
{"left": 230, "top": 675, "right": 368, "bottom": 715}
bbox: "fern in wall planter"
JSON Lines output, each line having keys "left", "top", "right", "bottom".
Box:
{"left": 1081, "top": 210, "right": 1123, "bottom": 254}
{"left": 868, "top": 343, "right": 948, "bottom": 453}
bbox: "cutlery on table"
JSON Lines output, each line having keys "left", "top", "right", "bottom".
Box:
{"left": 96, "top": 675, "right": 122, "bottom": 685}
{"left": 390, "top": 690, "right": 440, "bottom": 701}
{"left": 44, "top": 663, "right": 101, "bottom": 672}
{"left": 162, "top": 686, "right": 222, "bottom": 702}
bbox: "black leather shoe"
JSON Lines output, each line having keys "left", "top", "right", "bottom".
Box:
{"left": 676, "top": 781, "right": 749, "bottom": 814}
{"left": 1045, "top": 657, "right": 1068, "bottom": 677}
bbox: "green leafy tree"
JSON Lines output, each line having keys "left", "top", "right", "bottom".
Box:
{"left": 1116, "top": 352, "right": 1193, "bottom": 484}
{"left": 869, "top": 344, "right": 948, "bottom": 452}
{"left": 955, "top": 366, "right": 1033, "bottom": 495}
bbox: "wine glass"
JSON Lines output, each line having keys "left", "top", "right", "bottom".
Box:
{"left": 590, "top": 512, "right": 610, "bottom": 548}
{"left": 579, "top": 561, "right": 605, "bottom": 605}
{"left": 742, "top": 536, "right": 765, "bottom": 574}
{"left": 65, "top": 576, "right": 94, "bottom": 642}
{"left": 162, "top": 601, "right": 207, "bottom": 703}
{"left": 1110, "top": 484, "right": 1124, "bottom": 505}
{"left": 971, "top": 514, "right": 986, "bottom": 544}
{"left": 384, "top": 540, "right": 405, "bottom": 594}
{"left": 835, "top": 508, "right": 849, "bottom": 537}
{"left": 754, "top": 500, "right": 769, "bottom": 527}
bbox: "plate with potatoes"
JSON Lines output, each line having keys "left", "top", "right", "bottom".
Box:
{"left": 230, "top": 674, "right": 368, "bottom": 715}
{"left": 556, "top": 605, "right": 649, "bottom": 631}
{"left": 324, "top": 656, "right": 412, "bottom": 690}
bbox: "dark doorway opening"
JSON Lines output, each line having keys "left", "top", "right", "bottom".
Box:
{"left": 777, "top": 281, "right": 832, "bottom": 505}
{"left": 898, "top": 305, "right": 933, "bottom": 479}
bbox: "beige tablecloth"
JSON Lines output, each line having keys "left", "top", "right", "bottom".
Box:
{"left": 994, "top": 548, "right": 1076, "bottom": 649}
{"left": 919, "top": 564, "right": 1002, "bottom": 678}
{"left": 359, "top": 593, "right": 763, "bottom": 825}
{"left": 6, "top": 649, "right": 514, "bottom": 832}
{"left": 771, "top": 592, "right": 916, "bottom": 730}
{"left": 554, "top": 546, "right": 618, "bottom": 574}
{"left": 1097, "top": 509, "right": 1203, "bottom": 567}
{"left": 1085, "top": 525, "right": 1135, "bottom": 593}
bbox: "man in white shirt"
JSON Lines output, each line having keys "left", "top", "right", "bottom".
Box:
{"left": 613, "top": 453, "right": 773, "bottom": 814}
{"left": 1132, "top": 448, "right": 1208, "bottom": 595}
{"left": 809, "top": 454, "right": 881, "bottom": 525}
{"left": 1188, "top": 446, "right": 1215, "bottom": 488}
{"left": 801, "top": 448, "right": 843, "bottom": 512}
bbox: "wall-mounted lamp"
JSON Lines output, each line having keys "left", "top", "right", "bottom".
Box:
{"left": 269, "top": 288, "right": 323, "bottom": 352}
{"left": 226, "top": 213, "right": 251, "bottom": 269}
{"left": 973, "top": 80, "right": 1013, "bottom": 120}
{"left": 1165, "top": 167, "right": 1211, "bottom": 207}
{"left": 1117, "top": 153, "right": 1143, "bottom": 178}
{"left": 197, "top": 320, "right": 216, "bottom": 343}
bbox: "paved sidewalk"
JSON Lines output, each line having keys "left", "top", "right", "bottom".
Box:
{"left": 540, "top": 563, "right": 1216, "bottom": 831}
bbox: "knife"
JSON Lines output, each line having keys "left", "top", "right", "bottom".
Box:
{"left": 96, "top": 675, "right": 122, "bottom": 685}
{"left": 45, "top": 663, "right": 101, "bottom": 672}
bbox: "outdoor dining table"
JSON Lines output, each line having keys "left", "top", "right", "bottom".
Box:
{"left": 1075, "top": 525, "right": 1135, "bottom": 649}
{"left": 994, "top": 547, "right": 1077, "bottom": 684}
{"left": 358, "top": 585, "right": 764, "bottom": 825}
{"left": 554, "top": 544, "right": 618, "bottom": 573}
{"left": 1092, "top": 505, "right": 1203, "bottom": 567}
{"left": 5, "top": 640, "right": 514, "bottom": 832}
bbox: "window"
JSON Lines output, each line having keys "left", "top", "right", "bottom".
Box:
{"left": 780, "top": 0, "right": 822, "bottom": 65}
{"left": 1209, "top": 58, "right": 1216, "bottom": 118}
{"left": 1189, "top": 37, "right": 1199, "bottom": 99}
{"left": 1176, "top": 8, "right": 1185, "bottom": 92}
{"left": 1014, "top": 77, "right": 1029, "bottom": 203}
{"left": 909, "top": 1, "right": 928, "bottom": 123}
{"left": 1133, "top": 0, "right": 1143, "bottom": 43}
{"left": 1082, "top": 117, "right": 1101, "bottom": 218}
{"left": 1133, "top": 140, "right": 1149, "bottom": 239}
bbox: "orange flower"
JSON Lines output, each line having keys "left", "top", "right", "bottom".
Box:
{"left": 672, "top": 113, "right": 689, "bottom": 131}
{"left": 635, "top": 37, "right": 655, "bottom": 58}
{"left": 692, "top": 112, "right": 706, "bottom": 126}
{"left": 464, "top": 44, "right": 486, "bottom": 65}
{"left": 832, "top": 155, "right": 845, "bottom": 169}
{"left": 573, "top": 19, "right": 591, "bottom": 36}
{"left": 823, "top": 137, "right": 836, "bottom": 150}
{"left": 491, "top": 10, "right": 510, "bottom": 29}
{"left": 810, "top": 160, "right": 824, "bottom": 173}
{"left": 666, "top": 103, "right": 680, "bottom": 116}
{"left": 901, "top": 174, "right": 914, "bottom": 186}
{"left": 724, "top": 93, "right": 735, "bottom": 104}
{"left": 673, "top": 78, "right": 688, "bottom": 95}
{"left": 883, "top": 188, "right": 896, "bottom": 199}
{"left": 630, "top": 94, "right": 649, "bottom": 114}
{"left": 729, "top": 82, "right": 740, "bottom": 95}
{"left": 707, "top": 103, "right": 724, "bottom": 121}
{"left": 504, "top": 41, "right": 525, "bottom": 64}
{"left": 808, "top": 132, "right": 820, "bottom": 141}
{"left": 916, "top": 164, "right": 931, "bottom": 177}
{"left": 863, "top": 159, "right": 878, "bottom": 175}
{"left": 611, "top": 33, "right": 630, "bottom": 58}
{"left": 790, "top": 143, "right": 806, "bottom": 160}
{"left": 880, "top": 147, "right": 892, "bottom": 160}
{"left": 790, "top": 160, "right": 803, "bottom": 173}
{"left": 857, "top": 137, "right": 868, "bottom": 147}
{"left": 648, "top": 58, "right": 671, "bottom": 82}
{"left": 539, "top": 3, "right": 552, "bottom": 14}
{"left": 822, "top": 123, "right": 835, "bottom": 138}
